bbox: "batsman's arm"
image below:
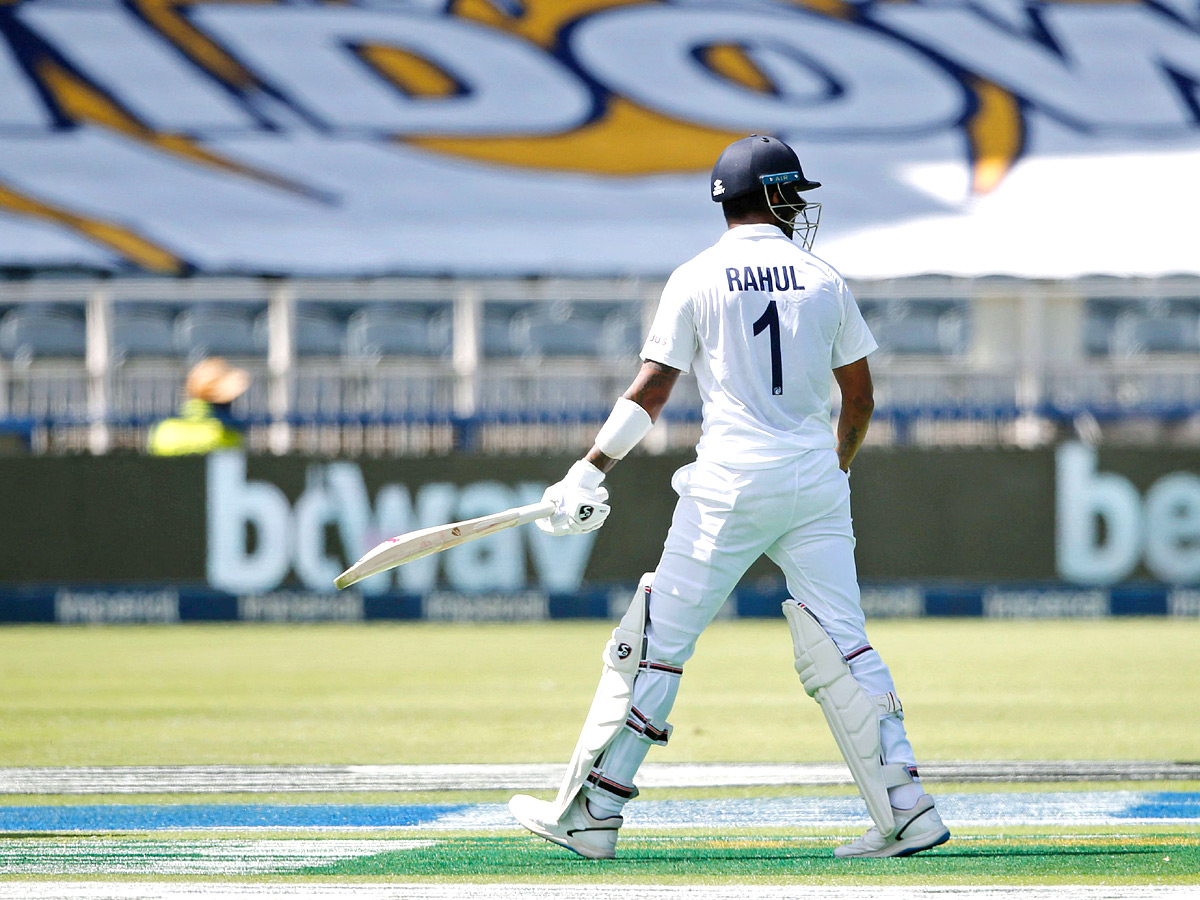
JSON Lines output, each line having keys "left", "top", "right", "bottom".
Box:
{"left": 586, "top": 360, "right": 682, "bottom": 473}
{"left": 833, "top": 356, "right": 874, "bottom": 472}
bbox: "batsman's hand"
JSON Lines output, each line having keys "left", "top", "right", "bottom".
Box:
{"left": 537, "top": 459, "right": 611, "bottom": 536}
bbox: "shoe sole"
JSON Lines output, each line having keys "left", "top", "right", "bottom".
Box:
{"left": 838, "top": 828, "right": 951, "bottom": 859}
{"left": 891, "top": 828, "right": 952, "bottom": 857}
{"left": 511, "top": 810, "right": 615, "bottom": 860}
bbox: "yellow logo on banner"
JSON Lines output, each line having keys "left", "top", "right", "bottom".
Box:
{"left": 407, "top": 0, "right": 1023, "bottom": 188}
{"left": 0, "top": 0, "right": 1182, "bottom": 273}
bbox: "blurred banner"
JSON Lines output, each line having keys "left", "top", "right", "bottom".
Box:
{"left": 1, "top": 446, "right": 1198, "bottom": 622}
{"left": 0, "top": 0, "right": 1197, "bottom": 278}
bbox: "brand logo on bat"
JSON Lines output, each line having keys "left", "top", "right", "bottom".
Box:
{"left": 451, "top": 527, "right": 462, "bottom": 536}
{"left": 579, "top": 505, "right": 594, "bottom": 520}
{"left": 617, "top": 642, "right": 632, "bottom": 659}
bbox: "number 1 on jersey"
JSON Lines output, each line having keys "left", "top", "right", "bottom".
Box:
{"left": 753, "top": 300, "right": 783, "bottom": 395}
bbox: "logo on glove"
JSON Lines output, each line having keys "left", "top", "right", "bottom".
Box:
{"left": 578, "top": 505, "right": 594, "bottom": 521}
{"left": 616, "top": 642, "right": 632, "bottom": 659}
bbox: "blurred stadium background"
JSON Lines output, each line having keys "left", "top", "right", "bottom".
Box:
{"left": 0, "top": 0, "right": 1197, "bottom": 624}
{"left": 2, "top": 1, "right": 1200, "bottom": 893}
{"left": 0, "top": 0, "right": 1195, "bottom": 624}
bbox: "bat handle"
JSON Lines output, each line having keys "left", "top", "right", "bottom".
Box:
{"left": 514, "top": 499, "right": 558, "bottom": 525}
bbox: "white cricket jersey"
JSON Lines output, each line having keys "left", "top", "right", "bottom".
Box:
{"left": 641, "top": 223, "right": 877, "bottom": 467}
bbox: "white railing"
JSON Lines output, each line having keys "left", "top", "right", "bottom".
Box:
{"left": 0, "top": 275, "right": 1198, "bottom": 453}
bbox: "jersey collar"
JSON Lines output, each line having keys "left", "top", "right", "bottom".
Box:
{"left": 720, "top": 223, "right": 790, "bottom": 242}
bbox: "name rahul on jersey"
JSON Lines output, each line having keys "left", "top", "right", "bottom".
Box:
{"left": 726, "top": 266, "right": 805, "bottom": 293}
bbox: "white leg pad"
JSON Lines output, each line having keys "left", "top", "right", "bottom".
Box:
{"left": 550, "top": 573, "right": 653, "bottom": 819}
{"left": 783, "top": 599, "right": 899, "bottom": 836}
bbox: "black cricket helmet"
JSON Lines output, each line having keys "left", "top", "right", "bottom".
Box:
{"left": 711, "top": 134, "right": 822, "bottom": 249}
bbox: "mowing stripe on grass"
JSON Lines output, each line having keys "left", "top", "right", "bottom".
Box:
{"left": 2, "top": 792, "right": 1196, "bottom": 832}
{"left": 2, "top": 761, "right": 1195, "bottom": 794}
{"left": 0, "top": 834, "right": 1195, "bottom": 880}
{"left": 295, "top": 833, "right": 1199, "bottom": 880}
{"left": 1, "top": 887, "right": 1198, "bottom": 900}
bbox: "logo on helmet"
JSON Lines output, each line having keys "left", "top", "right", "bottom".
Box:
{"left": 712, "top": 178, "right": 725, "bottom": 197}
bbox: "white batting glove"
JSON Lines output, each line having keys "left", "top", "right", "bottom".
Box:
{"left": 536, "top": 460, "right": 611, "bottom": 536}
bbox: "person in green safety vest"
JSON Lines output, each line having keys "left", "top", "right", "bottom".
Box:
{"left": 148, "top": 357, "right": 250, "bottom": 456}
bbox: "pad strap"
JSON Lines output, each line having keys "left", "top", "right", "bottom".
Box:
{"left": 625, "top": 705, "right": 672, "bottom": 746}
{"left": 874, "top": 691, "right": 903, "bottom": 718}
{"left": 639, "top": 660, "right": 684, "bottom": 676}
{"left": 586, "top": 770, "right": 640, "bottom": 801}
{"left": 884, "top": 762, "right": 917, "bottom": 788}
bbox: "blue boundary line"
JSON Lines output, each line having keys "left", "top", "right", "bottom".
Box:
{"left": 0, "top": 804, "right": 466, "bottom": 831}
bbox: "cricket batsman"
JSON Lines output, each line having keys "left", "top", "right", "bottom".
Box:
{"left": 511, "top": 134, "right": 951, "bottom": 860}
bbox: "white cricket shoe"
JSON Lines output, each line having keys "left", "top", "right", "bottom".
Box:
{"left": 509, "top": 793, "right": 622, "bottom": 860}
{"left": 834, "top": 794, "right": 950, "bottom": 859}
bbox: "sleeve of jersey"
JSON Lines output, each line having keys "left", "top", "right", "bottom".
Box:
{"left": 831, "top": 281, "right": 879, "bottom": 369}
{"left": 639, "top": 275, "right": 697, "bottom": 373}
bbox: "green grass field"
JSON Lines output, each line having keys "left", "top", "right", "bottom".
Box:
{"left": 1, "top": 619, "right": 1197, "bottom": 892}
{"left": 3, "top": 830, "right": 1196, "bottom": 886}
{"left": 0, "top": 618, "right": 1196, "bottom": 765}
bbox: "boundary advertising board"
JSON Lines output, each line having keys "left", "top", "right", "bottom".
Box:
{"left": 0, "top": 445, "right": 1197, "bottom": 622}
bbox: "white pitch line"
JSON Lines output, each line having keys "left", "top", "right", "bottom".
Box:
{"left": 0, "top": 761, "right": 1194, "bottom": 794}
{"left": 0, "top": 884, "right": 1197, "bottom": 900}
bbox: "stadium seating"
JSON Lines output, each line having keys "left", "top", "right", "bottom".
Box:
{"left": 861, "top": 301, "right": 968, "bottom": 356}
{"left": 112, "top": 305, "right": 179, "bottom": 359}
{"left": 244, "top": 304, "right": 349, "bottom": 358}
{"left": 511, "top": 311, "right": 599, "bottom": 357}
{"left": 482, "top": 304, "right": 523, "bottom": 357}
{"left": 0, "top": 304, "right": 87, "bottom": 361}
{"left": 344, "top": 304, "right": 453, "bottom": 358}
{"left": 1, "top": 279, "right": 1197, "bottom": 452}
{"left": 485, "top": 301, "right": 640, "bottom": 358}
{"left": 292, "top": 308, "right": 348, "bottom": 357}
{"left": 1111, "top": 310, "right": 1200, "bottom": 356}
{"left": 1084, "top": 307, "right": 1118, "bottom": 356}
{"left": 174, "top": 304, "right": 264, "bottom": 359}
{"left": 1085, "top": 299, "right": 1200, "bottom": 357}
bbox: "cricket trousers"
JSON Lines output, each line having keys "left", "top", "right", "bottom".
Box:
{"left": 584, "top": 448, "right": 920, "bottom": 817}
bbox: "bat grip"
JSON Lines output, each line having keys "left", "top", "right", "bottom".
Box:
{"left": 515, "top": 499, "right": 558, "bottom": 525}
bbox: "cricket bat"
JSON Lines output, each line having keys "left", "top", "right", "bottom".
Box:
{"left": 333, "top": 499, "right": 556, "bottom": 590}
